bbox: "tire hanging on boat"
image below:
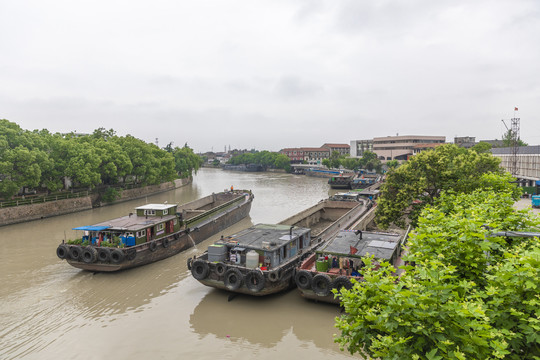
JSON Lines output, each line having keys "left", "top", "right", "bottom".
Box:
{"left": 149, "top": 241, "right": 157, "bottom": 252}
{"left": 268, "top": 269, "right": 281, "bottom": 283}
{"left": 215, "top": 262, "right": 227, "bottom": 276}
{"left": 312, "top": 273, "right": 332, "bottom": 296}
{"left": 245, "top": 270, "right": 265, "bottom": 293}
{"left": 187, "top": 257, "right": 193, "bottom": 270}
{"left": 332, "top": 276, "right": 353, "bottom": 291}
{"left": 68, "top": 246, "right": 82, "bottom": 261}
{"left": 97, "top": 248, "right": 110, "bottom": 262}
{"left": 224, "top": 268, "right": 243, "bottom": 291}
{"left": 56, "top": 244, "right": 69, "bottom": 259}
{"left": 191, "top": 260, "right": 209, "bottom": 280}
{"left": 126, "top": 248, "right": 137, "bottom": 261}
{"left": 110, "top": 248, "right": 125, "bottom": 264}
{"left": 162, "top": 238, "right": 170, "bottom": 248}
{"left": 82, "top": 247, "right": 98, "bottom": 263}
{"left": 295, "top": 270, "right": 313, "bottom": 290}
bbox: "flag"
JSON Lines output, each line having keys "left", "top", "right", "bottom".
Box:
{"left": 350, "top": 246, "right": 358, "bottom": 255}
{"left": 515, "top": 107, "right": 518, "bottom": 111}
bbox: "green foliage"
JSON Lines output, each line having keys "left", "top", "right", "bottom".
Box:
{"left": 171, "top": 144, "right": 202, "bottom": 178}
{"left": 501, "top": 129, "right": 528, "bottom": 148}
{"left": 375, "top": 144, "right": 505, "bottom": 228}
{"left": 335, "top": 189, "right": 540, "bottom": 360}
{"left": 471, "top": 141, "right": 493, "bottom": 154}
{"left": 102, "top": 187, "right": 121, "bottom": 203}
{"left": 227, "top": 150, "right": 290, "bottom": 170}
{"left": 0, "top": 120, "right": 202, "bottom": 199}
{"left": 385, "top": 159, "right": 400, "bottom": 170}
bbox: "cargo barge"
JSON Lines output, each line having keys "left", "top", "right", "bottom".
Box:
{"left": 295, "top": 228, "right": 409, "bottom": 304}
{"left": 189, "top": 196, "right": 370, "bottom": 296}
{"left": 56, "top": 190, "right": 253, "bottom": 272}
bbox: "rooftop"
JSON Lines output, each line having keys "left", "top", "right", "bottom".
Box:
{"left": 216, "top": 223, "right": 310, "bottom": 251}
{"left": 319, "top": 230, "right": 402, "bottom": 260}
{"left": 135, "top": 203, "right": 177, "bottom": 210}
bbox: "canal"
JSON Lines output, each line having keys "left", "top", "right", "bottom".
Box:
{"left": 0, "top": 168, "right": 357, "bottom": 360}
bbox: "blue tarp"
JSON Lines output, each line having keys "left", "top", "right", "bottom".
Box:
{"left": 72, "top": 225, "right": 111, "bottom": 231}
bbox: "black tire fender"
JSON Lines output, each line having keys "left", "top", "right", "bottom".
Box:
{"left": 332, "top": 276, "right": 353, "bottom": 291}
{"left": 82, "top": 247, "right": 98, "bottom": 264}
{"left": 268, "top": 269, "right": 281, "bottom": 283}
{"left": 191, "top": 259, "right": 209, "bottom": 280}
{"left": 97, "top": 248, "right": 110, "bottom": 262}
{"left": 68, "top": 246, "right": 82, "bottom": 261}
{"left": 312, "top": 273, "right": 332, "bottom": 296}
{"left": 295, "top": 270, "right": 313, "bottom": 290}
{"left": 215, "top": 262, "right": 227, "bottom": 276}
{"left": 126, "top": 248, "right": 137, "bottom": 261}
{"left": 56, "top": 244, "right": 69, "bottom": 260}
{"left": 110, "top": 248, "right": 125, "bottom": 264}
{"left": 224, "top": 268, "right": 243, "bottom": 291}
{"left": 245, "top": 270, "right": 265, "bottom": 293}
{"left": 187, "top": 257, "right": 193, "bottom": 270}
{"left": 162, "top": 238, "right": 170, "bottom": 248}
{"left": 149, "top": 241, "right": 157, "bottom": 252}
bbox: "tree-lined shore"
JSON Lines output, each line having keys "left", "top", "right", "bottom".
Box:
{"left": 0, "top": 120, "right": 202, "bottom": 199}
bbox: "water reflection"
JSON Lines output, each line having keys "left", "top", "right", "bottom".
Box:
{"left": 190, "top": 285, "right": 343, "bottom": 351}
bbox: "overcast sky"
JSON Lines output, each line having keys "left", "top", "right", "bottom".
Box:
{"left": 1, "top": 0, "right": 539, "bottom": 153}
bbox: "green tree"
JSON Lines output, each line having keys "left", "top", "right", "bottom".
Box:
{"left": 501, "top": 129, "right": 528, "bottom": 147}
{"left": 385, "top": 159, "right": 400, "bottom": 171}
{"left": 335, "top": 187, "right": 540, "bottom": 359}
{"left": 471, "top": 141, "right": 492, "bottom": 154}
{"left": 273, "top": 154, "right": 290, "bottom": 170}
{"left": 375, "top": 144, "right": 505, "bottom": 228}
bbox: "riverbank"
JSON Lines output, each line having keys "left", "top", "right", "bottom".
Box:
{"left": 0, "top": 178, "right": 191, "bottom": 227}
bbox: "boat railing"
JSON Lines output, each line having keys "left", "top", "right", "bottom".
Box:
{"left": 185, "top": 192, "right": 251, "bottom": 228}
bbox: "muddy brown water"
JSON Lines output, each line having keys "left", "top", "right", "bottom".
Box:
{"left": 0, "top": 168, "right": 357, "bottom": 360}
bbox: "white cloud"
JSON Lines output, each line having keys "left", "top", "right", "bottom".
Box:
{"left": 1, "top": 0, "right": 539, "bottom": 150}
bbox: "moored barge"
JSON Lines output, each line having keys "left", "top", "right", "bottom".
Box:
{"left": 189, "top": 196, "right": 370, "bottom": 296}
{"left": 295, "top": 228, "right": 409, "bottom": 304}
{"left": 56, "top": 190, "right": 253, "bottom": 272}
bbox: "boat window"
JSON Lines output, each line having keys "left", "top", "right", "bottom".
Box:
{"left": 173, "top": 219, "right": 178, "bottom": 225}
{"left": 157, "top": 223, "right": 164, "bottom": 231}
{"left": 144, "top": 210, "right": 156, "bottom": 216}
{"left": 163, "top": 209, "right": 168, "bottom": 215}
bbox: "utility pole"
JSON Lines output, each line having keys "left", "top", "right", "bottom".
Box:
{"left": 501, "top": 107, "right": 520, "bottom": 176}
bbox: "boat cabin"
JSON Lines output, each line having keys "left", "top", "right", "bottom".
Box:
{"left": 329, "top": 192, "right": 364, "bottom": 203}
{"left": 315, "top": 230, "right": 401, "bottom": 276}
{"left": 72, "top": 203, "right": 181, "bottom": 247}
{"left": 209, "top": 224, "right": 311, "bottom": 269}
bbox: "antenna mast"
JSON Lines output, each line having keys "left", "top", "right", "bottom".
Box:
{"left": 501, "top": 107, "right": 520, "bottom": 176}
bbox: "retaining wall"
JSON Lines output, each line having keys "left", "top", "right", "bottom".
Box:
{"left": 0, "top": 178, "right": 191, "bottom": 227}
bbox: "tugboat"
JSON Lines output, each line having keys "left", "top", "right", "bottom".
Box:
{"left": 56, "top": 190, "right": 254, "bottom": 272}
{"left": 189, "top": 196, "right": 370, "bottom": 296}
{"left": 294, "top": 228, "right": 409, "bottom": 304}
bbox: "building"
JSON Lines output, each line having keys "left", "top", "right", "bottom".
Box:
{"left": 302, "top": 147, "right": 330, "bottom": 165}
{"left": 350, "top": 140, "right": 374, "bottom": 158}
{"left": 280, "top": 148, "right": 306, "bottom": 164}
{"left": 454, "top": 136, "right": 476, "bottom": 148}
{"left": 321, "top": 143, "right": 350, "bottom": 157}
{"left": 412, "top": 143, "right": 444, "bottom": 155}
{"left": 372, "top": 135, "right": 446, "bottom": 161}
{"left": 491, "top": 146, "right": 540, "bottom": 190}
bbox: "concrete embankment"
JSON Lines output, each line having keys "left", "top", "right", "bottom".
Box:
{"left": 0, "top": 178, "right": 191, "bottom": 227}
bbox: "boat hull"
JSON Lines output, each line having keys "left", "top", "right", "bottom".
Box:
{"left": 191, "top": 198, "right": 370, "bottom": 296}
{"left": 62, "top": 192, "right": 253, "bottom": 272}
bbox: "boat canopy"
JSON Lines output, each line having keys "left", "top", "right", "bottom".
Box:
{"left": 72, "top": 225, "right": 111, "bottom": 231}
